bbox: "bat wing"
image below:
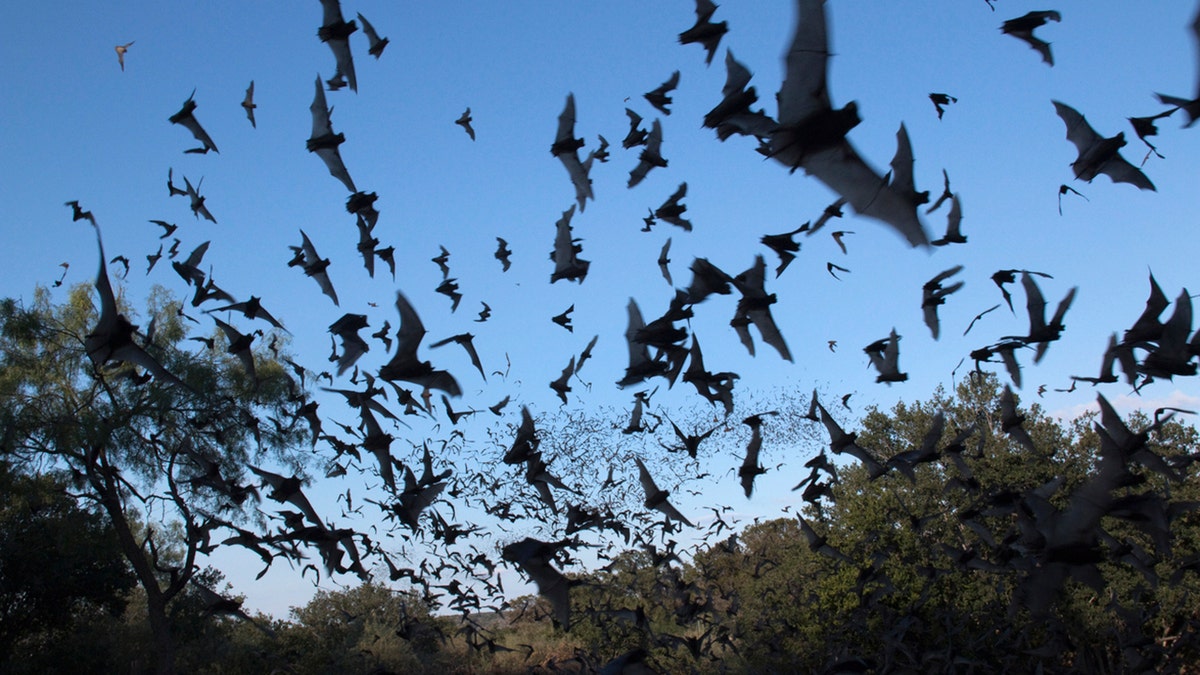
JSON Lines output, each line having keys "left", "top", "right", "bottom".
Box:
{"left": 1021, "top": 272, "right": 1049, "bottom": 337}
{"left": 1099, "top": 154, "right": 1156, "bottom": 191}
{"left": 801, "top": 142, "right": 930, "bottom": 248}
{"left": 777, "top": 0, "right": 832, "bottom": 126}
{"left": 1053, "top": 101, "right": 1102, "bottom": 156}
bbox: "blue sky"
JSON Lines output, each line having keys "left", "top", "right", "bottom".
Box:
{"left": 3, "top": 1, "right": 1200, "bottom": 617}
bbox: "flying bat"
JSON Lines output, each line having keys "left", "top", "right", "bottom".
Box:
{"left": 494, "top": 237, "right": 512, "bottom": 271}
{"left": 627, "top": 118, "right": 666, "bottom": 188}
{"left": 242, "top": 81, "right": 257, "bottom": 128}
{"left": 115, "top": 41, "right": 133, "bottom": 70}
{"left": 623, "top": 108, "right": 648, "bottom": 148}
{"left": 1128, "top": 108, "right": 1175, "bottom": 160}
{"left": 549, "top": 205, "right": 590, "bottom": 283}
{"left": 213, "top": 317, "right": 260, "bottom": 382}
{"left": 760, "top": 225, "right": 805, "bottom": 277}
{"left": 378, "top": 292, "right": 462, "bottom": 397}
{"left": 1004, "top": 271, "right": 1078, "bottom": 363}
{"left": 501, "top": 538, "right": 573, "bottom": 629}
{"left": 551, "top": 93, "right": 594, "bottom": 212}
{"left": 551, "top": 305, "right": 574, "bottom": 332}
{"left": 679, "top": 0, "right": 728, "bottom": 65}
{"left": 318, "top": 0, "right": 357, "bottom": 92}
{"left": 168, "top": 90, "right": 219, "bottom": 154}
{"left": 657, "top": 238, "right": 673, "bottom": 285}
{"left": 1053, "top": 100, "right": 1155, "bottom": 191}
{"left": 328, "top": 313, "right": 369, "bottom": 376}
{"left": 864, "top": 328, "right": 907, "bottom": 383}
{"left": 206, "top": 296, "right": 286, "bottom": 331}
{"left": 654, "top": 182, "right": 692, "bottom": 231}
{"left": 922, "top": 265, "right": 965, "bottom": 340}
{"left": 767, "top": 0, "right": 930, "bottom": 248}
{"left": 992, "top": 268, "right": 1051, "bottom": 312}
{"left": 740, "top": 411, "right": 778, "bottom": 498}
{"left": 307, "top": 75, "right": 357, "bottom": 192}
{"left": 635, "top": 457, "right": 694, "bottom": 527}
{"left": 357, "top": 12, "right": 389, "bottom": 58}
{"left": 550, "top": 356, "right": 575, "bottom": 405}
{"left": 931, "top": 194, "right": 966, "bottom": 245}
{"left": 1001, "top": 10, "right": 1061, "bottom": 66}
{"left": 929, "top": 93, "right": 957, "bottom": 119}
{"left": 1155, "top": 4, "right": 1200, "bottom": 126}
{"left": 827, "top": 262, "right": 850, "bottom": 280}
{"left": 288, "top": 230, "right": 339, "bottom": 306}
{"left": 644, "top": 70, "right": 680, "bottom": 115}
{"left": 429, "top": 333, "right": 486, "bottom": 381}
{"left": 456, "top": 107, "right": 475, "bottom": 140}
{"left": 731, "top": 255, "right": 792, "bottom": 362}
{"left": 182, "top": 175, "right": 216, "bottom": 223}
{"left": 84, "top": 225, "right": 189, "bottom": 390}
{"left": 705, "top": 49, "right": 777, "bottom": 141}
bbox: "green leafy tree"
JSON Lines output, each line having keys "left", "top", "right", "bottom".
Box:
{"left": 0, "top": 284, "right": 314, "bottom": 674}
{"left": 0, "top": 460, "right": 135, "bottom": 671}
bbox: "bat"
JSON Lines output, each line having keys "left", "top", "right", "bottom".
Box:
{"left": 288, "top": 230, "right": 339, "bottom": 306}
{"left": 657, "top": 238, "right": 672, "bottom": 286}
{"left": 731, "top": 255, "right": 792, "bottom": 362}
{"left": 431, "top": 246, "right": 451, "bottom": 277}
{"left": 549, "top": 205, "right": 590, "bottom": 283}
{"left": 307, "top": 75, "right": 357, "bottom": 192}
{"left": 357, "top": 12, "right": 389, "bottom": 58}
{"left": 622, "top": 108, "right": 648, "bottom": 148}
{"left": 644, "top": 70, "right": 680, "bottom": 115}
{"left": 635, "top": 457, "right": 694, "bottom": 527}
{"left": 206, "top": 296, "right": 286, "bottom": 331}
{"left": 182, "top": 175, "right": 216, "bottom": 223}
{"left": 1000, "top": 10, "right": 1061, "bottom": 66}
{"left": 168, "top": 90, "right": 219, "bottom": 154}
{"left": 654, "top": 182, "right": 691, "bottom": 231}
{"left": 1053, "top": 100, "right": 1155, "bottom": 191}
{"left": 627, "top": 118, "right": 666, "bottom": 188}
{"left": 242, "top": 81, "right": 257, "bottom": 128}
{"left": 378, "top": 291, "right": 462, "bottom": 397}
{"left": 929, "top": 92, "right": 957, "bottom": 119}
{"left": 705, "top": 49, "right": 777, "bottom": 141}
{"left": 551, "top": 94, "right": 594, "bottom": 212}
{"left": 551, "top": 305, "right": 574, "bottom": 332}
{"left": 1154, "top": 2, "right": 1200, "bottom": 126}
{"left": 328, "top": 313, "right": 369, "bottom": 376}
{"left": 318, "top": 0, "right": 358, "bottom": 92}
{"left": 864, "top": 328, "right": 907, "bottom": 383}
{"left": 83, "top": 224, "right": 189, "bottom": 390}
{"left": 115, "top": 41, "right": 133, "bottom": 70}
{"left": 1003, "top": 271, "right": 1078, "bottom": 363}
{"left": 931, "top": 194, "right": 966, "bottom": 245}
{"left": 768, "top": 0, "right": 930, "bottom": 248}
{"left": 213, "top": 317, "right": 260, "bottom": 382}
{"left": 429, "top": 332, "right": 486, "bottom": 381}
{"left": 922, "top": 265, "right": 965, "bottom": 340}
{"left": 679, "top": 0, "right": 728, "bottom": 65}
{"left": 456, "top": 107, "right": 475, "bottom": 140}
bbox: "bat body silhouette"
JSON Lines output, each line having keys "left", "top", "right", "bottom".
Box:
{"left": 705, "top": 50, "right": 777, "bottom": 141}
{"left": 628, "top": 118, "right": 666, "bottom": 188}
{"left": 494, "top": 238, "right": 512, "bottom": 271}
{"left": 679, "top": 0, "right": 728, "bottom": 65}
{"left": 169, "top": 90, "right": 219, "bottom": 154}
{"left": 635, "top": 457, "right": 694, "bottom": 527}
{"left": 922, "top": 265, "right": 965, "bottom": 339}
{"left": 550, "top": 205, "right": 590, "bottom": 283}
{"left": 115, "top": 41, "right": 133, "bottom": 70}
{"left": 289, "top": 230, "right": 339, "bottom": 306}
{"left": 242, "top": 81, "right": 257, "bottom": 128}
{"left": 328, "top": 313, "right": 369, "bottom": 376}
{"left": 551, "top": 94, "right": 594, "bottom": 212}
{"left": 182, "top": 176, "right": 216, "bottom": 223}
{"left": 1155, "top": 4, "right": 1200, "bottom": 126}
{"left": 731, "top": 255, "right": 792, "bottom": 362}
{"left": 865, "top": 328, "right": 907, "bottom": 383}
{"left": 931, "top": 194, "right": 966, "bottom": 246}
{"left": 623, "top": 108, "right": 648, "bottom": 148}
{"left": 654, "top": 183, "right": 692, "bottom": 231}
{"left": 307, "top": 75, "right": 357, "bottom": 192}
{"left": 768, "top": 0, "right": 930, "bottom": 248}
{"left": 929, "top": 93, "right": 957, "bottom": 119}
{"left": 379, "top": 292, "right": 462, "bottom": 397}
{"left": 318, "top": 0, "right": 357, "bottom": 92}
{"left": 1053, "top": 101, "right": 1155, "bottom": 191}
{"left": 1004, "top": 271, "right": 1078, "bottom": 363}
{"left": 644, "top": 70, "right": 680, "bottom": 115}
{"left": 84, "top": 225, "right": 189, "bottom": 390}
{"left": 456, "top": 107, "right": 475, "bottom": 140}
{"left": 357, "top": 12, "right": 389, "bottom": 58}
{"left": 1001, "top": 10, "right": 1061, "bottom": 66}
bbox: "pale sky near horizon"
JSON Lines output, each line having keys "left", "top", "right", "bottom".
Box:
{"left": 3, "top": 1, "right": 1200, "bottom": 617}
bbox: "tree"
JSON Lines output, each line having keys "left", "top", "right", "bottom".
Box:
{"left": 0, "top": 460, "right": 135, "bottom": 670}
{"left": 0, "top": 283, "right": 320, "bottom": 674}
{"left": 681, "top": 374, "right": 1200, "bottom": 672}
